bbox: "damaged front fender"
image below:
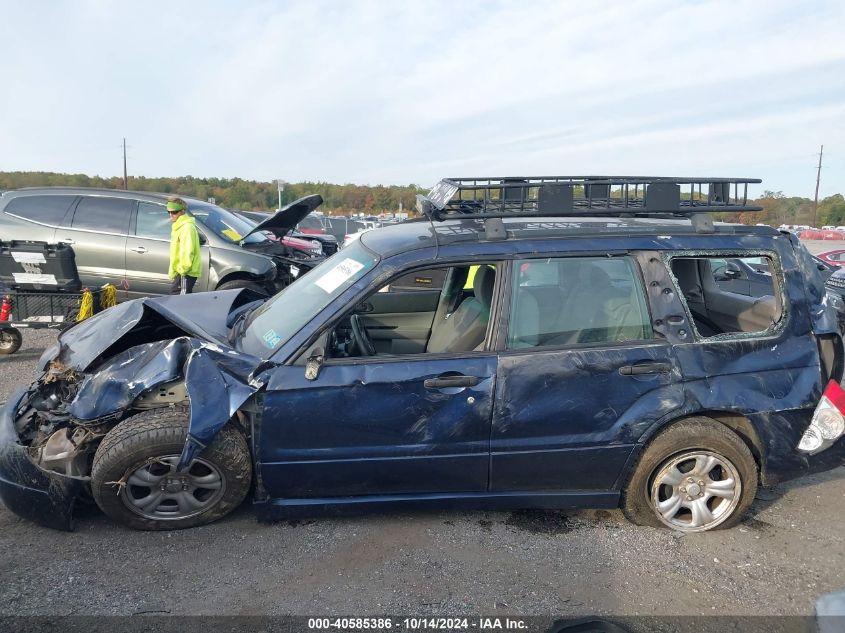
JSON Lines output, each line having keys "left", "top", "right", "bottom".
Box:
{"left": 67, "top": 339, "right": 269, "bottom": 473}
{"left": 1, "top": 290, "right": 275, "bottom": 529}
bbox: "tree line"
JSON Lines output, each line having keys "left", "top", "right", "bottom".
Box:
{"left": 721, "top": 191, "right": 845, "bottom": 227}
{"left": 1, "top": 172, "right": 844, "bottom": 225}
{"left": 0, "top": 172, "right": 426, "bottom": 216}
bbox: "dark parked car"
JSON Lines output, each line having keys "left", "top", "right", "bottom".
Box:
{"left": 824, "top": 265, "right": 845, "bottom": 298}
{"left": 710, "top": 257, "right": 775, "bottom": 297}
{"left": 1, "top": 176, "right": 844, "bottom": 533}
{"left": 0, "top": 188, "right": 324, "bottom": 298}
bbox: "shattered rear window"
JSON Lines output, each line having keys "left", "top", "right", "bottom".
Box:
{"left": 669, "top": 254, "right": 784, "bottom": 339}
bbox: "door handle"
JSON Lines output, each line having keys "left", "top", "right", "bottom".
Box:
{"left": 619, "top": 362, "right": 671, "bottom": 376}
{"left": 424, "top": 375, "right": 480, "bottom": 389}
{"left": 130, "top": 246, "right": 148, "bottom": 254}
{"left": 60, "top": 238, "right": 74, "bottom": 244}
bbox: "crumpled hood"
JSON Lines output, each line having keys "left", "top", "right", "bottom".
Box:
{"left": 38, "top": 288, "right": 274, "bottom": 473}
{"left": 43, "top": 289, "right": 262, "bottom": 372}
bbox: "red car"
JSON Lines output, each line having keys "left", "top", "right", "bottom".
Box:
{"left": 816, "top": 249, "right": 845, "bottom": 267}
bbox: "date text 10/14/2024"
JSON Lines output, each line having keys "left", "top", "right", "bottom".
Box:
{"left": 308, "top": 618, "right": 529, "bottom": 630}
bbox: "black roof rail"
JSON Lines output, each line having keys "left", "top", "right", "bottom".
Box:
{"left": 416, "top": 176, "right": 763, "bottom": 221}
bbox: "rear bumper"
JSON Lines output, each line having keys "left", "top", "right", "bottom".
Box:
{"left": 0, "top": 388, "right": 84, "bottom": 531}
{"left": 764, "top": 435, "right": 845, "bottom": 486}
{"left": 804, "top": 437, "right": 845, "bottom": 476}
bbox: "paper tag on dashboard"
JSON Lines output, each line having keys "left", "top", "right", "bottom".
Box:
{"left": 315, "top": 258, "right": 364, "bottom": 293}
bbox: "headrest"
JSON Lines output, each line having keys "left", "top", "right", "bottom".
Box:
{"left": 473, "top": 266, "right": 496, "bottom": 309}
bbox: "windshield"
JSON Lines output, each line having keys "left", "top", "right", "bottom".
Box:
{"left": 241, "top": 240, "right": 379, "bottom": 357}
{"left": 188, "top": 200, "right": 268, "bottom": 245}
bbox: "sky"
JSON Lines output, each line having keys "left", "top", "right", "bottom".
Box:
{"left": 1, "top": 0, "right": 843, "bottom": 198}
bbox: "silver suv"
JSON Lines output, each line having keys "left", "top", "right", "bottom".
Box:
{"left": 0, "top": 188, "right": 320, "bottom": 298}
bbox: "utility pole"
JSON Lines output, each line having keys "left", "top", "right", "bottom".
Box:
{"left": 122, "top": 138, "right": 128, "bottom": 190}
{"left": 276, "top": 179, "right": 287, "bottom": 212}
{"left": 813, "top": 144, "right": 823, "bottom": 227}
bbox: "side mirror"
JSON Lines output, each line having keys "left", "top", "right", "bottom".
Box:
{"left": 721, "top": 262, "right": 742, "bottom": 279}
{"left": 304, "top": 348, "right": 324, "bottom": 381}
{"left": 198, "top": 232, "right": 208, "bottom": 245}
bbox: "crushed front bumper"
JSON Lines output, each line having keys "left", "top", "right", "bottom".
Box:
{"left": 0, "top": 388, "right": 85, "bottom": 531}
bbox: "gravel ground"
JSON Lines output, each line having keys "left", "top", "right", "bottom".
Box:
{"left": 0, "top": 328, "right": 843, "bottom": 620}
{"left": 1, "top": 241, "right": 844, "bottom": 620}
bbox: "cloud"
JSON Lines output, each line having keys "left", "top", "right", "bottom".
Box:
{"left": 0, "top": 0, "right": 842, "bottom": 197}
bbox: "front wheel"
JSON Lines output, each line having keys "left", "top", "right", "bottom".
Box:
{"left": 91, "top": 407, "right": 252, "bottom": 530}
{"left": 622, "top": 418, "right": 758, "bottom": 532}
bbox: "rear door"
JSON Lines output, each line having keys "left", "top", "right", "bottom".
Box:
{"left": 491, "top": 255, "right": 675, "bottom": 492}
{"left": 57, "top": 196, "right": 132, "bottom": 288}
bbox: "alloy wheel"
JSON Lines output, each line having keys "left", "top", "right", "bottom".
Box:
{"left": 649, "top": 450, "right": 742, "bottom": 532}
{"left": 121, "top": 454, "right": 226, "bottom": 521}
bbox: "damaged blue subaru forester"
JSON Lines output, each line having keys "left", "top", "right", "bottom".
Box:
{"left": 2, "top": 178, "right": 844, "bottom": 533}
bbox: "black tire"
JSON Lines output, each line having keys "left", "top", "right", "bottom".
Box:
{"left": 216, "top": 279, "right": 269, "bottom": 295}
{"left": 0, "top": 327, "right": 22, "bottom": 355}
{"left": 91, "top": 407, "right": 252, "bottom": 530}
{"left": 621, "top": 417, "right": 758, "bottom": 532}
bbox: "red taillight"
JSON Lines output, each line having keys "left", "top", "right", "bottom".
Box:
{"left": 799, "top": 380, "right": 845, "bottom": 453}
{"left": 822, "top": 379, "right": 845, "bottom": 412}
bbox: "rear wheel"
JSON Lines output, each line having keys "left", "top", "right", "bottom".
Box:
{"left": 622, "top": 418, "right": 758, "bottom": 532}
{"left": 0, "top": 327, "right": 22, "bottom": 355}
{"left": 91, "top": 407, "right": 252, "bottom": 530}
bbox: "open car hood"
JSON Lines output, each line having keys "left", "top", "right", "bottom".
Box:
{"left": 242, "top": 194, "right": 323, "bottom": 239}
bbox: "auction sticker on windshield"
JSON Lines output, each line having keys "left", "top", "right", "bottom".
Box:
{"left": 315, "top": 258, "right": 365, "bottom": 293}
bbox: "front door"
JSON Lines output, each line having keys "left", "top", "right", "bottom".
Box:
{"left": 491, "top": 255, "right": 676, "bottom": 492}
{"left": 258, "top": 355, "right": 497, "bottom": 498}
{"left": 126, "top": 201, "right": 210, "bottom": 297}
{"left": 257, "top": 261, "right": 503, "bottom": 499}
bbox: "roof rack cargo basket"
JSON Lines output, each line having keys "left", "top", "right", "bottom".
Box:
{"left": 416, "top": 177, "right": 763, "bottom": 220}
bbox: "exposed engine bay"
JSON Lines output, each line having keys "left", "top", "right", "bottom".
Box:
{"left": 0, "top": 288, "right": 271, "bottom": 530}
{"left": 14, "top": 361, "right": 190, "bottom": 482}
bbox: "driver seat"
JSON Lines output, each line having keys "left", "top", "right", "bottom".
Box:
{"left": 426, "top": 266, "right": 495, "bottom": 353}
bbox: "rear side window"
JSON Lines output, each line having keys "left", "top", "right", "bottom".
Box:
{"left": 670, "top": 255, "right": 783, "bottom": 338}
{"left": 71, "top": 196, "right": 133, "bottom": 234}
{"left": 3, "top": 195, "right": 76, "bottom": 225}
{"left": 507, "top": 256, "right": 652, "bottom": 349}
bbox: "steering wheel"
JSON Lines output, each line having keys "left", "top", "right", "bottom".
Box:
{"left": 350, "top": 314, "right": 377, "bottom": 356}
